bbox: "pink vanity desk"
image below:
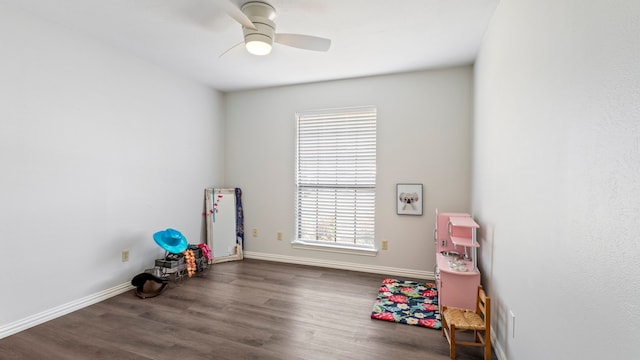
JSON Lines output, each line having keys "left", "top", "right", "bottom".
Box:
{"left": 434, "top": 210, "right": 481, "bottom": 311}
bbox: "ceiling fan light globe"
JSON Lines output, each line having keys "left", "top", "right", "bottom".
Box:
{"left": 245, "top": 32, "right": 273, "bottom": 56}
{"left": 245, "top": 40, "right": 272, "bottom": 56}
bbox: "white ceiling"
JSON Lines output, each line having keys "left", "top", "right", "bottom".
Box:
{"left": 6, "top": 0, "right": 499, "bottom": 92}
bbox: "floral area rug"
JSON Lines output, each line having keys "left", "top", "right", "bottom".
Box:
{"left": 370, "top": 278, "right": 441, "bottom": 329}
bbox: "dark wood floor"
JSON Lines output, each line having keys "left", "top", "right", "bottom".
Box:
{"left": 0, "top": 259, "right": 495, "bottom": 359}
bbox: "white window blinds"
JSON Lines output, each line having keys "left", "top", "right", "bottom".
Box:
{"left": 296, "top": 106, "right": 377, "bottom": 247}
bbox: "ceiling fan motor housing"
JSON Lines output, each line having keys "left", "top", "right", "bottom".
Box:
{"left": 241, "top": 2, "right": 277, "bottom": 48}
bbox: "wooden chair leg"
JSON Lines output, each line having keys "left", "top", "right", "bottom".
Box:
{"left": 441, "top": 306, "right": 447, "bottom": 338}
{"left": 441, "top": 315, "right": 447, "bottom": 338}
{"left": 449, "top": 324, "right": 456, "bottom": 359}
{"left": 484, "top": 329, "right": 491, "bottom": 360}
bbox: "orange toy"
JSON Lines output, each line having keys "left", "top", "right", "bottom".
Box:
{"left": 183, "top": 249, "right": 196, "bottom": 277}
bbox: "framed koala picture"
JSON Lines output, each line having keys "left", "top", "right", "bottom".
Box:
{"left": 396, "top": 183, "right": 423, "bottom": 215}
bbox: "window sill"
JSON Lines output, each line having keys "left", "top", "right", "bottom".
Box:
{"left": 291, "top": 240, "right": 378, "bottom": 257}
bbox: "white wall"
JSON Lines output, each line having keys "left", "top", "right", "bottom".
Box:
{"left": 224, "top": 68, "right": 473, "bottom": 274}
{"left": 0, "top": 5, "right": 224, "bottom": 329}
{"left": 474, "top": 0, "right": 640, "bottom": 358}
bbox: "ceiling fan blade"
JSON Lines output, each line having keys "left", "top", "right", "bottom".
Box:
{"left": 275, "top": 33, "right": 331, "bottom": 52}
{"left": 219, "top": 40, "right": 245, "bottom": 58}
{"left": 219, "top": 0, "right": 256, "bottom": 30}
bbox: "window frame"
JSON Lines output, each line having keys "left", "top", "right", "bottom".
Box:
{"left": 294, "top": 106, "right": 377, "bottom": 254}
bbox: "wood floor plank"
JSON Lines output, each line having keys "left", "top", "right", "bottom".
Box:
{"left": 0, "top": 259, "right": 495, "bottom": 359}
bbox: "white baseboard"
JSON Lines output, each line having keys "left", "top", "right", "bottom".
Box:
{"left": 0, "top": 282, "right": 133, "bottom": 339}
{"left": 491, "top": 328, "right": 508, "bottom": 360}
{"left": 244, "top": 251, "right": 434, "bottom": 280}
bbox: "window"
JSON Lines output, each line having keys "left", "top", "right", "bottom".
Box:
{"left": 295, "top": 106, "right": 377, "bottom": 249}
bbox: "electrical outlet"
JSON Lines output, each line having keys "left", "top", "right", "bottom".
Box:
{"left": 381, "top": 240, "right": 388, "bottom": 250}
{"left": 252, "top": 228, "right": 258, "bottom": 237}
{"left": 510, "top": 310, "right": 516, "bottom": 338}
{"left": 121, "top": 249, "right": 129, "bottom": 262}
{"left": 277, "top": 232, "right": 283, "bottom": 240}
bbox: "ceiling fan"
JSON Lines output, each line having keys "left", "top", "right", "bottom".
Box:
{"left": 220, "top": 1, "right": 331, "bottom": 56}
